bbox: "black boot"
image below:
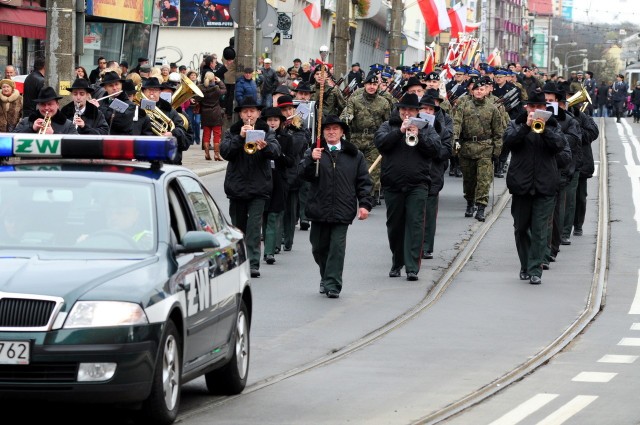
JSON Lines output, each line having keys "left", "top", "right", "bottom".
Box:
{"left": 494, "top": 161, "right": 504, "bottom": 178}
{"left": 449, "top": 160, "right": 456, "bottom": 176}
{"left": 616, "top": 111, "right": 621, "bottom": 123}
{"left": 455, "top": 166, "right": 463, "bottom": 177}
{"left": 465, "top": 201, "right": 475, "bottom": 217}
{"left": 475, "top": 204, "right": 486, "bottom": 222}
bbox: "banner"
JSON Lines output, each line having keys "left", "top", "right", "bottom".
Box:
{"left": 87, "top": 0, "right": 154, "bottom": 24}
{"left": 83, "top": 23, "right": 103, "bottom": 49}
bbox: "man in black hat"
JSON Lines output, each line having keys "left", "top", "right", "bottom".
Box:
{"left": 542, "top": 85, "right": 582, "bottom": 259}
{"left": 220, "top": 96, "right": 281, "bottom": 278}
{"left": 347, "top": 63, "right": 365, "bottom": 89}
{"left": 503, "top": 91, "right": 571, "bottom": 285}
{"left": 140, "top": 77, "right": 192, "bottom": 164}
{"left": 453, "top": 77, "right": 505, "bottom": 221}
{"left": 292, "top": 81, "right": 315, "bottom": 102}
{"left": 300, "top": 115, "right": 372, "bottom": 298}
{"left": 340, "top": 71, "right": 391, "bottom": 204}
{"left": 423, "top": 71, "right": 452, "bottom": 114}
{"left": 122, "top": 79, "right": 154, "bottom": 136}
{"left": 61, "top": 79, "right": 109, "bottom": 134}
{"left": 402, "top": 76, "right": 427, "bottom": 101}
{"left": 14, "top": 87, "right": 78, "bottom": 134}
{"left": 95, "top": 71, "right": 136, "bottom": 136}
{"left": 120, "top": 61, "right": 129, "bottom": 78}
{"left": 420, "top": 93, "right": 452, "bottom": 260}
{"left": 373, "top": 93, "right": 441, "bottom": 281}
{"left": 132, "top": 57, "right": 149, "bottom": 75}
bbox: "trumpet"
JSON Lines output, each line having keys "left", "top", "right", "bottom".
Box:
{"left": 73, "top": 102, "right": 81, "bottom": 130}
{"left": 243, "top": 119, "right": 257, "bottom": 154}
{"left": 38, "top": 112, "right": 51, "bottom": 134}
{"left": 404, "top": 115, "right": 418, "bottom": 146}
{"left": 531, "top": 119, "right": 545, "bottom": 134}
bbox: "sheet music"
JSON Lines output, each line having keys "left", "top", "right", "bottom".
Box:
{"left": 245, "top": 130, "right": 266, "bottom": 143}
{"left": 417, "top": 113, "right": 436, "bottom": 127}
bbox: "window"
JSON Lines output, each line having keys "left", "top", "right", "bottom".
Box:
{"left": 177, "top": 176, "right": 223, "bottom": 234}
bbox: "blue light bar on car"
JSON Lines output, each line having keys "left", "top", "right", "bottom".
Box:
{"left": 0, "top": 134, "right": 177, "bottom": 162}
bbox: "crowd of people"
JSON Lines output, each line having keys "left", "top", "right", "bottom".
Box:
{"left": 1, "top": 47, "right": 612, "bottom": 297}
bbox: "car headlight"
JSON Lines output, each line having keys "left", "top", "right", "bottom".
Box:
{"left": 64, "top": 301, "right": 149, "bottom": 328}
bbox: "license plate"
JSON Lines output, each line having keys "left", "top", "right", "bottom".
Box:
{"left": 0, "top": 341, "right": 30, "bottom": 365}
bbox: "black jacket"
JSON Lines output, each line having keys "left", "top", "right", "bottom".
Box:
{"left": 221, "top": 119, "right": 281, "bottom": 200}
{"left": 21, "top": 70, "right": 45, "bottom": 118}
{"left": 300, "top": 140, "right": 373, "bottom": 224}
{"left": 571, "top": 107, "right": 599, "bottom": 178}
{"left": 503, "top": 113, "right": 571, "bottom": 197}
{"left": 99, "top": 91, "right": 135, "bottom": 136}
{"left": 156, "top": 98, "right": 192, "bottom": 165}
{"left": 429, "top": 111, "right": 453, "bottom": 196}
{"left": 373, "top": 114, "right": 441, "bottom": 193}
{"left": 283, "top": 119, "right": 310, "bottom": 190}
{"left": 266, "top": 129, "right": 295, "bottom": 213}
{"left": 14, "top": 110, "right": 78, "bottom": 135}
{"left": 558, "top": 108, "right": 583, "bottom": 178}
{"left": 61, "top": 101, "right": 109, "bottom": 135}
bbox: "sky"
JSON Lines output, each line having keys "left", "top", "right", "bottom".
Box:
{"left": 571, "top": 0, "right": 640, "bottom": 25}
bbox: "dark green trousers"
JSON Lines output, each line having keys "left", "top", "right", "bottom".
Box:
{"left": 511, "top": 194, "right": 555, "bottom": 277}
{"left": 422, "top": 194, "right": 439, "bottom": 254}
{"left": 459, "top": 156, "right": 493, "bottom": 206}
{"left": 384, "top": 187, "right": 428, "bottom": 274}
{"left": 282, "top": 190, "right": 298, "bottom": 249}
{"left": 264, "top": 211, "right": 284, "bottom": 256}
{"left": 298, "top": 181, "right": 310, "bottom": 224}
{"left": 562, "top": 172, "right": 580, "bottom": 239}
{"left": 229, "top": 198, "right": 265, "bottom": 270}
{"left": 546, "top": 187, "right": 566, "bottom": 261}
{"left": 309, "top": 222, "right": 349, "bottom": 293}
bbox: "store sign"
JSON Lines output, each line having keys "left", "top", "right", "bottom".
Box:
{"left": 86, "top": 0, "right": 154, "bottom": 24}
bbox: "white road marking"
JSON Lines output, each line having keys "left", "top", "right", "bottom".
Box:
{"left": 629, "top": 270, "right": 640, "bottom": 314}
{"left": 534, "top": 395, "right": 598, "bottom": 425}
{"left": 571, "top": 372, "right": 617, "bottom": 382}
{"left": 618, "top": 337, "right": 640, "bottom": 346}
{"left": 598, "top": 354, "right": 639, "bottom": 363}
{"left": 620, "top": 124, "right": 640, "bottom": 231}
{"left": 631, "top": 323, "right": 640, "bottom": 330}
{"left": 487, "top": 393, "right": 559, "bottom": 425}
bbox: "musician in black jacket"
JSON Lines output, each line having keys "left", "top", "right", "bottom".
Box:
{"left": 14, "top": 87, "right": 78, "bottom": 135}
{"left": 61, "top": 79, "right": 109, "bottom": 135}
{"left": 95, "top": 71, "right": 135, "bottom": 136}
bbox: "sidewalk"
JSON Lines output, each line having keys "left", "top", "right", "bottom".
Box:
{"left": 181, "top": 143, "right": 228, "bottom": 177}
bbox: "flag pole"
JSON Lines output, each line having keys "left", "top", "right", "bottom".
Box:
{"left": 315, "top": 63, "right": 326, "bottom": 177}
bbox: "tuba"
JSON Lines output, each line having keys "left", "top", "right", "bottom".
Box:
{"left": 133, "top": 84, "right": 176, "bottom": 136}
{"left": 567, "top": 86, "right": 592, "bottom": 113}
{"left": 38, "top": 112, "right": 51, "bottom": 134}
{"left": 171, "top": 74, "right": 204, "bottom": 131}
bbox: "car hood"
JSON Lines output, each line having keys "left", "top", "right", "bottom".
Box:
{"left": 0, "top": 254, "right": 159, "bottom": 302}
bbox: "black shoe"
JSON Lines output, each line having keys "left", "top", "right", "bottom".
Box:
{"left": 275, "top": 247, "right": 281, "bottom": 254}
{"left": 530, "top": 275, "right": 542, "bottom": 285}
{"left": 326, "top": 290, "right": 340, "bottom": 298}
{"left": 542, "top": 263, "right": 549, "bottom": 270}
{"left": 319, "top": 282, "right": 326, "bottom": 294}
{"left": 300, "top": 221, "right": 310, "bottom": 231}
{"left": 250, "top": 269, "right": 260, "bottom": 278}
{"left": 465, "top": 203, "right": 475, "bottom": 217}
{"left": 265, "top": 254, "right": 275, "bottom": 264}
{"left": 389, "top": 267, "right": 402, "bottom": 278}
{"left": 449, "top": 168, "right": 455, "bottom": 176}
{"left": 560, "top": 238, "right": 571, "bottom": 245}
{"left": 573, "top": 228, "right": 583, "bottom": 236}
{"left": 494, "top": 163, "right": 504, "bottom": 178}
{"left": 519, "top": 270, "right": 531, "bottom": 280}
{"left": 406, "top": 272, "right": 418, "bottom": 281}
{"left": 549, "top": 255, "right": 556, "bottom": 262}
{"left": 475, "top": 206, "right": 486, "bottom": 222}
{"left": 455, "top": 168, "right": 463, "bottom": 178}
{"left": 422, "top": 252, "right": 433, "bottom": 259}
{"left": 283, "top": 246, "right": 292, "bottom": 251}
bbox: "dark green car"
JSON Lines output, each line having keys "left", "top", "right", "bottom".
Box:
{"left": 0, "top": 135, "right": 252, "bottom": 424}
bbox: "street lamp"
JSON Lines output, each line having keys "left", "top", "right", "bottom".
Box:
{"left": 564, "top": 49, "right": 588, "bottom": 78}
{"left": 551, "top": 41, "right": 577, "bottom": 73}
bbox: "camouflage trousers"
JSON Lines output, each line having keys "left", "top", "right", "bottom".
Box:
{"left": 351, "top": 136, "right": 381, "bottom": 192}
{"left": 459, "top": 156, "right": 493, "bottom": 206}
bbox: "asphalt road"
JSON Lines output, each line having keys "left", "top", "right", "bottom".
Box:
{"left": 173, "top": 119, "right": 629, "bottom": 425}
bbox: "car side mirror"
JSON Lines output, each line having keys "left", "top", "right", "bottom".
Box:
{"left": 176, "top": 231, "right": 220, "bottom": 254}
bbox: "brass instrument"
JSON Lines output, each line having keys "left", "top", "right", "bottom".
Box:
{"left": 133, "top": 84, "right": 176, "bottom": 136}
{"left": 243, "top": 119, "right": 257, "bottom": 154}
{"left": 567, "top": 86, "right": 592, "bottom": 113}
{"left": 531, "top": 119, "right": 545, "bottom": 134}
{"left": 405, "top": 116, "right": 418, "bottom": 146}
{"left": 73, "top": 103, "right": 81, "bottom": 130}
{"left": 38, "top": 112, "right": 51, "bottom": 134}
{"left": 171, "top": 73, "right": 204, "bottom": 132}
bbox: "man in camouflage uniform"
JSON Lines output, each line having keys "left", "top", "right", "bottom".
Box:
{"left": 340, "top": 72, "right": 391, "bottom": 203}
{"left": 378, "top": 70, "right": 398, "bottom": 109}
{"left": 312, "top": 65, "right": 346, "bottom": 117}
{"left": 453, "top": 78, "right": 505, "bottom": 221}
{"left": 424, "top": 71, "right": 452, "bottom": 114}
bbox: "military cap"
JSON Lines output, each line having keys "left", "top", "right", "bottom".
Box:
{"left": 425, "top": 72, "right": 440, "bottom": 81}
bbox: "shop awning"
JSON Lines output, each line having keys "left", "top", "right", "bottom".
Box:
{"left": 0, "top": 7, "right": 46, "bottom": 40}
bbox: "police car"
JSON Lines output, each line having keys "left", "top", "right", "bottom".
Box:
{"left": 0, "top": 134, "right": 252, "bottom": 424}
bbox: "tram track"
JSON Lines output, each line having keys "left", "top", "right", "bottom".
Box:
{"left": 178, "top": 117, "right": 610, "bottom": 424}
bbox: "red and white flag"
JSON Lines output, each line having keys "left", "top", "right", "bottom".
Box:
{"left": 418, "top": 0, "right": 451, "bottom": 37}
{"left": 487, "top": 48, "right": 502, "bottom": 66}
{"left": 304, "top": 0, "right": 322, "bottom": 29}
{"left": 422, "top": 46, "right": 435, "bottom": 74}
{"left": 465, "top": 21, "right": 481, "bottom": 32}
{"left": 447, "top": 2, "right": 466, "bottom": 40}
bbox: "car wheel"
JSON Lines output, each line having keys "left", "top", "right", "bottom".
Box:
{"left": 205, "top": 300, "right": 250, "bottom": 395}
{"left": 140, "top": 320, "right": 181, "bottom": 425}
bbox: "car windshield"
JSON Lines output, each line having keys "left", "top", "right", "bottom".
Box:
{"left": 0, "top": 177, "right": 156, "bottom": 253}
